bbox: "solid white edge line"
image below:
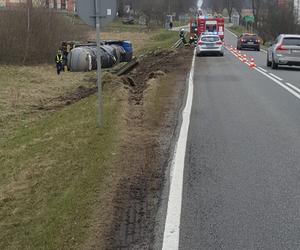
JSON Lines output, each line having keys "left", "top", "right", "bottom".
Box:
{"left": 269, "top": 73, "right": 283, "bottom": 81}
{"left": 261, "top": 49, "right": 267, "bottom": 54}
{"left": 162, "top": 49, "right": 195, "bottom": 250}
{"left": 258, "top": 67, "right": 267, "bottom": 72}
{"left": 228, "top": 48, "right": 300, "bottom": 100}
{"left": 286, "top": 82, "right": 300, "bottom": 94}
{"left": 255, "top": 68, "right": 300, "bottom": 100}
{"left": 225, "top": 28, "right": 238, "bottom": 38}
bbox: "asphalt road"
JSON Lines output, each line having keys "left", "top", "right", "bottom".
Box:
{"left": 178, "top": 30, "right": 300, "bottom": 250}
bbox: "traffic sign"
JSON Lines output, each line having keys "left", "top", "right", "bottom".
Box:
{"left": 76, "top": 0, "right": 117, "bottom": 28}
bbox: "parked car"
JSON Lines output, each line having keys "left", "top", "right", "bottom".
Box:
{"left": 267, "top": 34, "right": 300, "bottom": 69}
{"left": 196, "top": 34, "right": 224, "bottom": 56}
{"left": 237, "top": 33, "right": 260, "bottom": 51}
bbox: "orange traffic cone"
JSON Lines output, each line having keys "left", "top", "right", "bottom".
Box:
{"left": 249, "top": 57, "right": 256, "bottom": 68}
{"left": 238, "top": 51, "right": 243, "bottom": 59}
{"left": 242, "top": 54, "right": 247, "bottom": 63}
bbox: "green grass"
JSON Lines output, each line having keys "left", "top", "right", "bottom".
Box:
{"left": 103, "top": 18, "right": 147, "bottom": 33}
{"left": 137, "top": 29, "right": 179, "bottom": 55}
{"left": 0, "top": 64, "right": 95, "bottom": 139}
{"left": 0, "top": 85, "right": 122, "bottom": 249}
{"left": 229, "top": 25, "right": 249, "bottom": 37}
{"left": 172, "top": 20, "right": 188, "bottom": 28}
{"left": 0, "top": 19, "right": 181, "bottom": 249}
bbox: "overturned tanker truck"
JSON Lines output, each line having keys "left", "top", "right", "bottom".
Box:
{"left": 62, "top": 40, "right": 133, "bottom": 72}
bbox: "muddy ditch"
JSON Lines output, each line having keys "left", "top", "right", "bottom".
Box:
{"left": 103, "top": 47, "right": 194, "bottom": 250}
{"left": 34, "top": 49, "right": 188, "bottom": 111}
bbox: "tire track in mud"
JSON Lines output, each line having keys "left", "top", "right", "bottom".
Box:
{"left": 107, "top": 48, "right": 193, "bottom": 250}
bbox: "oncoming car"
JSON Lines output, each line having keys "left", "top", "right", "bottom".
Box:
{"left": 237, "top": 33, "right": 260, "bottom": 51}
{"left": 267, "top": 34, "right": 300, "bottom": 69}
{"left": 196, "top": 34, "right": 224, "bottom": 56}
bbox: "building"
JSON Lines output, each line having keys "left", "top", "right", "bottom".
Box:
{"left": 0, "top": 0, "right": 75, "bottom": 12}
{"left": 45, "top": 0, "right": 75, "bottom": 12}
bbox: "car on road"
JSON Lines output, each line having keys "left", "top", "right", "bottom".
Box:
{"left": 237, "top": 33, "right": 260, "bottom": 51}
{"left": 267, "top": 34, "right": 300, "bottom": 69}
{"left": 196, "top": 34, "right": 224, "bottom": 56}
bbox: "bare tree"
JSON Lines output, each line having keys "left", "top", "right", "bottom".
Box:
{"left": 252, "top": 0, "right": 263, "bottom": 29}
{"left": 225, "top": 0, "right": 234, "bottom": 23}
{"left": 233, "top": 0, "right": 243, "bottom": 25}
{"left": 0, "top": 0, "right": 90, "bottom": 65}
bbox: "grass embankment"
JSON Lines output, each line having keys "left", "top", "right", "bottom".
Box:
{"left": 99, "top": 20, "right": 179, "bottom": 55}
{"left": 228, "top": 25, "right": 248, "bottom": 37}
{"left": 0, "top": 21, "right": 180, "bottom": 249}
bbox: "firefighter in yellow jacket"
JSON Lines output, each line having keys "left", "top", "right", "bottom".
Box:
{"left": 55, "top": 50, "right": 64, "bottom": 75}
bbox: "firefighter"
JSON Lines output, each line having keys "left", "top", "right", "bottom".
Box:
{"left": 179, "top": 28, "right": 187, "bottom": 45}
{"left": 193, "top": 28, "right": 199, "bottom": 44}
{"left": 55, "top": 50, "right": 63, "bottom": 75}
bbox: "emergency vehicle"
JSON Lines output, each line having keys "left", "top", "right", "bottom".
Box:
{"left": 190, "top": 16, "right": 225, "bottom": 40}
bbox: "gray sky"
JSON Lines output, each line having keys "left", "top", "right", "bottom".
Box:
{"left": 198, "top": 0, "right": 203, "bottom": 8}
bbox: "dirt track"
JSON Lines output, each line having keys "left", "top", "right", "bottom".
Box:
{"left": 106, "top": 48, "right": 193, "bottom": 249}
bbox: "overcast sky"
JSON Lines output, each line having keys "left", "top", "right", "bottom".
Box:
{"left": 198, "top": 0, "right": 203, "bottom": 8}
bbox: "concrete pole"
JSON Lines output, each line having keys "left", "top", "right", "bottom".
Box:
{"left": 95, "top": 0, "right": 103, "bottom": 127}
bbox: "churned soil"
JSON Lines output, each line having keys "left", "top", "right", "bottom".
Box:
{"left": 104, "top": 47, "right": 193, "bottom": 249}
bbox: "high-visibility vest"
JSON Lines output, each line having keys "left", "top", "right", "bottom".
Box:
{"left": 56, "top": 54, "right": 63, "bottom": 63}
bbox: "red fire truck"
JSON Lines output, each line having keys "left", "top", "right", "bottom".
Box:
{"left": 190, "top": 16, "right": 225, "bottom": 40}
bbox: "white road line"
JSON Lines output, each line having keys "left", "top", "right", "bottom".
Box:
{"left": 269, "top": 73, "right": 283, "bottom": 81}
{"left": 162, "top": 50, "right": 195, "bottom": 250}
{"left": 227, "top": 44, "right": 299, "bottom": 100}
{"left": 225, "top": 28, "right": 238, "bottom": 38}
{"left": 255, "top": 68, "right": 300, "bottom": 100}
{"left": 286, "top": 82, "right": 300, "bottom": 94}
{"left": 261, "top": 49, "right": 267, "bottom": 54}
{"left": 258, "top": 67, "right": 267, "bottom": 72}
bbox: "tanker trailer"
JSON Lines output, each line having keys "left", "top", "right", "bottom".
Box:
{"left": 67, "top": 46, "right": 119, "bottom": 72}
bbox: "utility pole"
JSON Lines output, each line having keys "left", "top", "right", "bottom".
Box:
{"left": 76, "top": 0, "right": 116, "bottom": 127}
{"left": 95, "top": 0, "right": 103, "bottom": 127}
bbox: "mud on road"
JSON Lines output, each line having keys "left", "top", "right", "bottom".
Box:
{"left": 105, "top": 48, "right": 193, "bottom": 249}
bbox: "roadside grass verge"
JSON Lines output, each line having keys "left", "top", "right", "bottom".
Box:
{"left": 137, "top": 30, "right": 179, "bottom": 55}
{"left": 103, "top": 19, "right": 147, "bottom": 33}
{"left": 228, "top": 25, "right": 248, "bottom": 36}
{"left": 0, "top": 23, "right": 181, "bottom": 249}
{"left": 0, "top": 65, "right": 95, "bottom": 139}
{"left": 0, "top": 81, "right": 125, "bottom": 249}
{"left": 89, "top": 19, "right": 179, "bottom": 55}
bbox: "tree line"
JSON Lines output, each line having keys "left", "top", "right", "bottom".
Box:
{"left": 202, "top": 0, "right": 299, "bottom": 42}
{"left": 117, "top": 0, "right": 198, "bottom": 26}
{"left": 0, "top": 0, "right": 89, "bottom": 65}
